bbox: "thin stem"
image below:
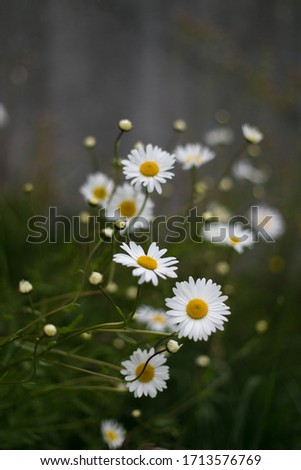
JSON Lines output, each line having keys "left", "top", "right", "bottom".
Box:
{"left": 127, "top": 348, "right": 167, "bottom": 383}
{"left": 49, "top": 348, "right": 122, "bottom": 371}
{"left": 190, "top": 166, "right": 197, "bottom": 208}
{"left": 106, "top": 235, "right": 116, "bottom": 286}
{"left": 51, "top": 361, "right": 122, "bottom": 383}
{"left": 136, "top": 191, "right": 149, "bottom": 217}
{"left": 128, "top": 284, "right": 141, "bottom": 322}
{"left": 98, "top": 284, "right": 125, "bottom": 322}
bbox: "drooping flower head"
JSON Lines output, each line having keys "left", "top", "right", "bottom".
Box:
{"left": 100, "top": 420, "right": 126, "bottom": 449}
{"left": 80, "top": 172, "right": 114, "bottom": 207}
{"left": 113, "top": 241, "right": 178, "bottom": 286}
{"left": 122, "top": 144, "right": 175, "bottom": 194}
{"left": 165, "top": 277, "right": 230, "bottom": 341}
{"left": 121, "top": 347, "right": 169, "bottom": 398}
{"left": 249, "top": 205, "right": 285, "bottom": 240}
{"left": 242, "top": 124, "right": 263, "bottom": 144}
{"left": 175, "top": 143, "right": 215, "bottom": 170}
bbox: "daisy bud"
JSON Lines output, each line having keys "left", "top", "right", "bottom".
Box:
{"left": 106, "top": 282, "right": 118, "bottom": 293}
{"left": 134, "top": 141, "right": 144, "bottom": 149}
{"left": 100, "top": 227, "right": 114, "bottom": 239}
{"left": 125, "top": 285, "right": 138, "bottom": 299}
{"left": 19, "top": 279, "right": 33, "bottom": 294}
{"left": 43, "top": 324, "right": 57, "bottom": 337}
{"left": 215, "top": 261, "right": 230, "bottom": 276}
{"left": 113, "top": 338, "right": 125, "bottom": 349}
{"left": 83, "top": 136, "right": 96, "bottom": 149}
{"left": 118, "top": 119, "right": 133, "bottom": 132}
{"left": 114, "top": 219, "right": 127, "bottom": 231}
{"left": 79, "top": 211, "right": 90, "bottom": 224}
{"left": 255, "top": 320, "right": 269, "bottom": 334}
{"left": 242, "top": 124, "right": 263, "bottom": 144}
{"left": 131, "top": 409, "right": 142, "bottom": 418}
{"left": 89, "top": 271, "right": 103, "bottom": 285}
{"left": 23, "top": 183, "right": 34, "bottom": 193}
{"left": 218, "top": 176, "right": 233, "bottom": 192}
{"left": 195, "top": 355, "right": 211, "bottom": 367}
{"left": 173, "top": 119, "right": 187, "bottom": 132}
{"left": 112, "top": 157, "right": 123, "bottom": 168}
{"left": 81, "top": 332, "right": 92, "bottom": 340}
{"left": 166, "top": 339, "right": 182, "bottom": 354}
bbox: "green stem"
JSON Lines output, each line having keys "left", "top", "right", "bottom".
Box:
{"left": 51, "top": 361, "right": 122, "bottom": 383}
{"left": 128, "top": 284, "right": 142, "bottom": 322}
{"left": 98, "top": 284, "right": 125, "bottom": 322}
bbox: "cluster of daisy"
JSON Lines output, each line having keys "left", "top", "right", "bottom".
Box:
{"left": 76, "top": 118, "right": 285, "bottom": 405}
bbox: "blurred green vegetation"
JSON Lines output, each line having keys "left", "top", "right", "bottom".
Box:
{"left": 0, "top": 162, "right": 300, "bottom": 450}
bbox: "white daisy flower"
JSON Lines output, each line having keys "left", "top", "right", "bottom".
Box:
{"left": 135, "top": 305, "right": 173, "bottom": 332}
{"left": 121, "top": 347, "right": 169, "bottom": 398}
{"left": 203, "top": 223, "right": 254, "bottom": 253}
{"left": 80, "top": 172, "right": 114, "bottom": 207}
{"left": 232, "top": 158, "right": 268, "bottom": 184}
{"left": 113, "top": 241, "right": 178, "bottom": 286}
{"left": 165, "top": 277, "right": 230, "bottom": 341}
{"left": 204, "top": 127, "right": 234, "bottom": 147}
{"left": 242, "top": 124, "right": 264, "bottom": 144}
{"left": 100, "top": 420, "right": 126, "bottom": 449}
{"left": 122, "top": 144, "right": 175, "bottom": 194}
{"left": 106, "top": 182, "right": 154, "bottom": 230}
{"left": 175, "top": 143, "right": 215, "bottom": 170}
{"left": 250, "top": 205, "right": 285, "bottom": 240}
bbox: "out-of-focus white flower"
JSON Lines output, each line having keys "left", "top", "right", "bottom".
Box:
{"left": 83, "top": 136, "right": 96, "bottom": 148}
{"left": 122, "top": 144, "right": 175, "bottom": 194}
{"left": 249, "top": 205, "right": 285, "bottom": 240}
{"left": 232, "top": 159, "right": 268, "bottom": 184}
{"left": 175, "top": 143, "right": 215, "bottom": 170}
{"left": 113, "top": 241, "right": 178, "bottom": 286}
{"left": 80, "top": 172, "right": 114, "bottom": 207}
{"left": 173, "top": 119, "right": 187, "bottom": 132}
{"left": 135, "top": 305, "right": 173, "bottom": 332}
{"left": 0, "top": 103, "right": 9, "bottom": 128}
{"left": 242, "top": 124, "right": 263, "bottom": 144}
{"left": 101, "top": 420, "right": 126, "bottom": 449}
{"left": 165, "top": 277, "right": 230, "bottom": 342}
{"left": 204, "top": 127, "right": 234, "bottom": 146}
{"left": 121, "top": 347, "right": 169, "bottom": 398}
{"left": 195, "top": 355, "right": 211, "bottom": 367}
{"left": 203, "top": 223, "right": 254, "bottom": 253}
{"left": 105, "top": 282, "right": 118, "bottom": 293}
{"left": 106, "top": 183, "right": 154, "bottom": 230}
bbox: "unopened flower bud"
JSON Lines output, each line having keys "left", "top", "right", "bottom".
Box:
{"left": 81, "top": 332, "right": 92, "bottom": 340}
{"left": 255, "top": 319, "right": 269, "bottom": 334}
{"left": 173, "top": 119, "right": 187, "bottom": 132}
{"left": 166, "top": 339, "right": 182, "bottom": 354}
{"left": 19, "top": 279, "right": 33, "bottom": 294}
{"left": 23, "top": 183, "right": 34, "bottom": 193}
{"left": 89, "top": 271, "right": 103, "bottom": 285}
{"left": 131, "top": 409, "right": 142, "bottom": 418}
{"left": 106, "top": 282, "right": 118, "bottom": 293}
{"left": 101, "top": 227, "right": 114, "bottom": 239}
{"left": 43, "top": 324, "right": 57, "bottom": 337}
{"left": 79, "top": 211, "right": 90, "bottom": 224}
{"left": 114, "top": 219, "right": 126, "bottom": 230}
{"left": 83, "top": 136, "right": 96, "bottom": 149}
{"left": 118, "top": 119, "right": 133, "bottom": 132}
{"left": 195, "top": 355, "right": 211, "bottom": 367}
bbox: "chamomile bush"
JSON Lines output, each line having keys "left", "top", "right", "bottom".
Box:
{"left": 0, "top": 116, "right": 298, "bottom": 450}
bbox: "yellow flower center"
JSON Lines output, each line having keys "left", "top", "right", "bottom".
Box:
{"left": 119, "top": 199, "right": 137, "bottom": 217}
{"left": 137, "top": 255, "right": 158, "bottom": 270}
{"left": 152, "top": 314, "right": 166, "bottom": 324}
{"left": 140, "top": 161, "right": 160, "bottom": 177}
{"left": 186, "top": 298, "right": 208, "bottom": 319}
{"left": 105, "top": 430, "right": 117, "bottom": 442}
{"left": 229, "top": 236, "right": 240, "bottom": 245}
{"left": 135, "top": 363, "right": 155, "bottom": 383}
{"left": 93, "top": 186, "right": 107, "bottom": 200}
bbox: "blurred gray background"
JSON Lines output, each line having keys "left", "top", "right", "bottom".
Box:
{"left": 0, "top": 0, "right": 300, "bottom": 208}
